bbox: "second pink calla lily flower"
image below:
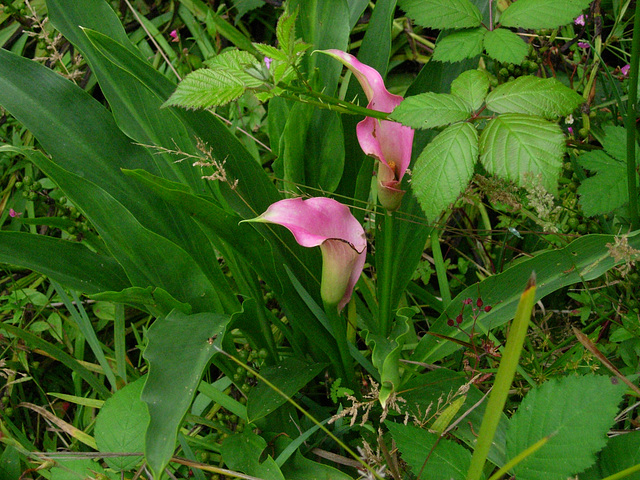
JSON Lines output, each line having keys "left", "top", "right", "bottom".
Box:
{"left": 245, "top": 197, "right": 366, "bottom": 311}
{"left": 322, "top": 50, "right": 415, "bottom": 211}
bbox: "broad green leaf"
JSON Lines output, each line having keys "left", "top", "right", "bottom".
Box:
{"left": 276, "top": 104, "right": 345, "bottom": 193}
{"left": 49, "top": 0, "right": 282, "bottom": 219}
{"left": 451, "top": 69, "right": 490, "bottom": 111}
{"left": 95, "top": 377, "right": 148, "bottom": 471}
{"left": 412, "top": 232, "right": 640, "bottom": 364}
{"left": 399, "top": 0, "right": 483, "bottom": 28}
{"left": 413, "top": 122, "right": 478, "bottom": 221}
{"left": 485, "top": 76, "right": 583, "bottom": 120}
{"left": 578, "top": 150, "right": 628, "bottom": 216}
{"left": 0, "top": 49, "right": 236, "bottom": 314}
{"left": 142, "top": 309, "right": 231, "bottom": 478}
{"left": 290, "top": 0, "right": 350, "bottom": 96}
{"left": 0, "top": 49, "right": 181, "bottom": 239}
{"left": 479, "top": 113, "right": 564, "bottom": 192}
{"left": 390, "top": 92, "right": 471, "bottom": 129}
{"left": 387, "top": 422, "right": 472, "bottom": 480}
{"left": 0, "top": 445, "right": 20, "bottom": 480}
{"left": 50, "top": 459, "right": 116, "bottom": 480}
{"left": 599, "top": 430, "right": 640, "bottom": 479}
{"left": 247, "top": 357, "right": 326, "bottom": 422}
{"left": 280, "top": 449, "right": 353, "bottom": 480}
{"left": 0, "top": 230, "right": 128, "bottom": 295}
{"left": 433, "top": 28, "right": 485, "bottom": 63}
{"left": 483, "top": 28, "right": 529, "bottom": 64}
{"left": 499, "top": 0, "right": 592, "bottom": 29}
{"left": 506, "top": 375, "right": 626, "bottom": 480}
{"left": 20, "top": 149, "right": 226, "bottom": 313}
{"left": 221, "top": 432, "right": 285, "bottom": 480}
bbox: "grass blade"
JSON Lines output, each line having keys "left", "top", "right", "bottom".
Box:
{"left": 466, "top": 272, "right": 537, "bottom": 480}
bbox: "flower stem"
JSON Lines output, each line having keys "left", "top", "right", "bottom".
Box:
{"left": 324, "top": 302, "right": 355, "bottom": 390}
{"left": 378, "top": 211, "right": 395, "bottom": 336}
{"left": 626, "top": 0, "right": 640, "bottom": 229}
{"left": 431, "top": 229, "right": 451, "bottom": 309}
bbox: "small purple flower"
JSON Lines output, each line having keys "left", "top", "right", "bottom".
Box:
{"left": 574, "top": 14, "right": 585, "bottom": 26}
{"left": 621, "top": 64, "right": 631, "bottom": 77}
{"left": 169, "top": 29, "right": 179, "bottom": 42}
{"left": 578, "top": 41, "right": 590, "bottom": 49}
{"left": 264, "top": 57, "right": 273, "bottom": 70}
{"left": 568, "top": 126, "right": 574, "bottom": 135}
{"left": 9, "top": 208, "right": 22, "bottom": 218}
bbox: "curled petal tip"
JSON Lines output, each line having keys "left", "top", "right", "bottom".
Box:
{"left": 248, "top": 197, "right": 366, "bottom": 310}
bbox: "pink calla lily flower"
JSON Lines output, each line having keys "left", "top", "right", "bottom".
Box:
{"left": 246, "top": 197, "right": 366, "bottom": 311}
{"left": 322, "top": 50, "right": 414, "bottom": 211}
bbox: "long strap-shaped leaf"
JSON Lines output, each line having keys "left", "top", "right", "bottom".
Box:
{"left": 47, "top": 0, "right": 282, "bottom": 218}
{"left": 413, "top": 232, "right": 640, "bottom": 364}
{"left": 0, "top": 231, "right": 128, "bottom": 294}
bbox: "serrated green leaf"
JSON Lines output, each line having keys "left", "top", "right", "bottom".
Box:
{"left": 433, "top": 28, "right": 485, "bottom": 63}
{"left": 399, "top": 0, "right": 482, "bottom": 29}
{"left": 95, "top": 377, "right": 148, "bottom": 471}
{"left": 413, "top": 122, "right": 478, "bottom": 221}
{"left": 166, "top": 50, "right": 264, "bottom": 109}
{"left": 577, "top": 151, "right": 628, "bottom": 216}
{"left": 164, "top": 68, "right": 246, "bottom": 109}
{"left": 486, "top": 75, "right": 583, "bottom": 119}
{"left": 506, "top": 375, "right": 626, "bottom": 480}
{"left": 387, "top": 422, "right": 472, "bottom": 480}
{"left": 479, "top": 114, "right": 564, "bottom": 192}
{"left": 499, "top": 0, "right": 591, "bottom": 29}
{"left": 276, "top": 8, "right": 298, "bottom": 57}
{"left": 483, "top": 28, "right": 529, "bottom": 64}
{"left": 205, "top": 49, "right": 260, "bottom": 72}
{"left": 451, "top": 69, "right": 490, "bottom": 111}
{"left": 599, "top": 125, "right": 638, "bottom": 162}
{"left": 390, "top": 92, "right": 471, "bottom": 129}
{"left": 252, "top": 43, "right": 288, "bottom": 62}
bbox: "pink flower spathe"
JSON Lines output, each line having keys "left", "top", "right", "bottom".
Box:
{"left": 247, "top": 197, "right": 366, "bottom": 311}
{"left": 321, "top": 50, "right": 414, "bottom": 211}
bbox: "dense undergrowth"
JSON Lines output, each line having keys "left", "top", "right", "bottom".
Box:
{"left": 0, "top": 0, "right": 640, "bottom": 479}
